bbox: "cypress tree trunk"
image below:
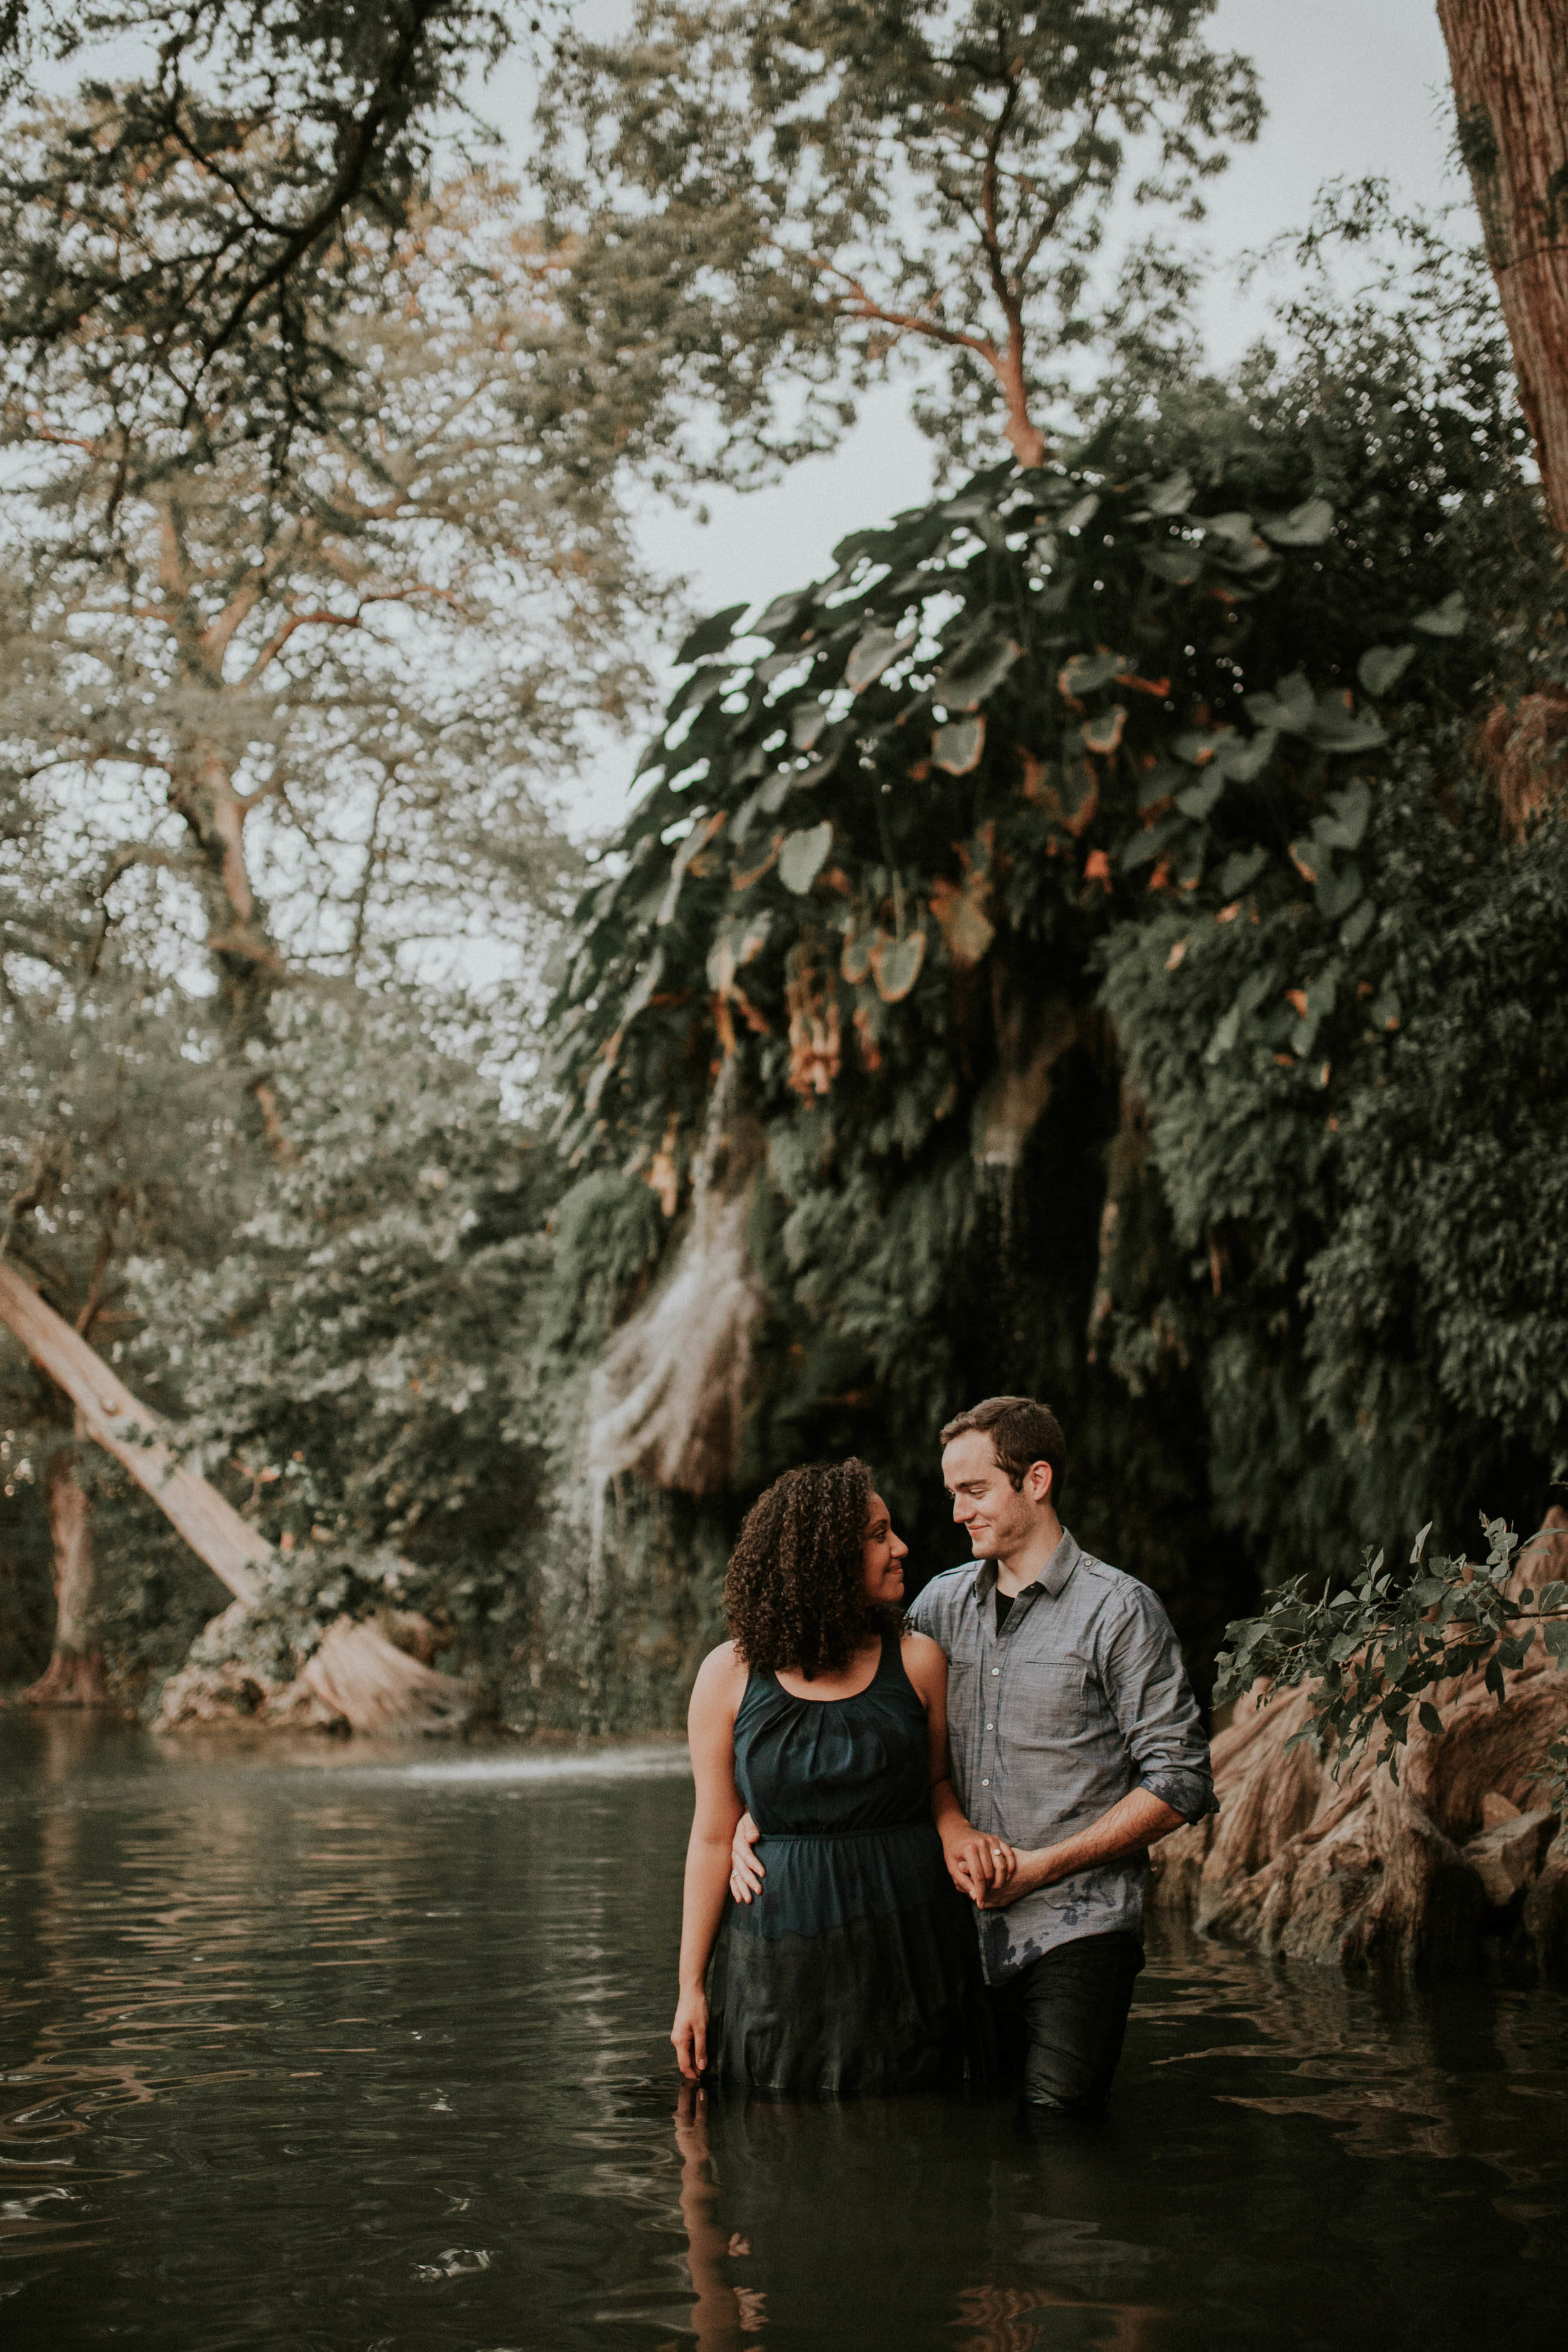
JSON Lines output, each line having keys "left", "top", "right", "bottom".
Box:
{"left": 1438, "top": 1, "right": 1568, "bottom": 534}
{"left": 21, "top": 1441, "right": 108, "bottom": 1707}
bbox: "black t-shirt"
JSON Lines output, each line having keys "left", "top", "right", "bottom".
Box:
{"left": 995, "top": 1590, "right": 1016, "bottom": 1636}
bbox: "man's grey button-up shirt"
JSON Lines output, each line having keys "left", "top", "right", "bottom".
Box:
{"left": 907, "top": 1528, "right": 1216, "bottom": 1984}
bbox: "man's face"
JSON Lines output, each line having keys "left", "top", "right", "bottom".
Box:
{"left": 940, "top": 1429, "right": 1053, "bottom": 1560}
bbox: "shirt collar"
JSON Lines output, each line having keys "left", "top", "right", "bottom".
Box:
{"left": 968, "top": 1527, "right": 1080, "bottom": 1606}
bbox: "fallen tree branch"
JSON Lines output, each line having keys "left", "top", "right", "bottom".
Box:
{"left": 0, "top": 1253, "right": 468, "bottom": 1734}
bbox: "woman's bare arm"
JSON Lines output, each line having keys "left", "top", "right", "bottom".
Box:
{"left": 671, "top": 1643, "right": 748, "bottom": 2081}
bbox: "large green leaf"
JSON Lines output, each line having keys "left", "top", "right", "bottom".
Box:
{"left": 933, "top": 630, "right": 1022, "bottom": 711}
{"left": 933, "top": 716, "right": 985, "bottom": 773}
{"left": 1260, "top": 496, "right": 1335, "bottom": 546}
{"left": 675, "top": 603, "right": 750, "bottom": 665}
{"left": 779, "top": 821, "right": 834, "bottom": 895}
{"left": 845, "top": 625, "right": 916, "bottom": 692}
{"left": 1058, "top": 649, "right": 1129, "bottom": 698}
{"left": 872, "top": 930, "right": 926, "bottom": 1003}
{"left": 1358, "top": 644, "right": 1416, "bottom": 696}
{"left": 1411, "top": 590, "right": 1468, "bottom": 638}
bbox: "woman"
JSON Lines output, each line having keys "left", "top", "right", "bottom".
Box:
{"left": 670, "top": 1459, "right": 1014, "bottom": 2095}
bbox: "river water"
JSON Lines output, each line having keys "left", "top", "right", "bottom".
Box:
{"left": 1, "top": 1716, "right": 1564, "bottom": 2352}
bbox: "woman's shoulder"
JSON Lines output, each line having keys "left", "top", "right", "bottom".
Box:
{"left": 692, "top": 1639, "right": 750, "bottom": 1695}
{"left": 898, "top": 1628, "right": 947, "bottom": 1692}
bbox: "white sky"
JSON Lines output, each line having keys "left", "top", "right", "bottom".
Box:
{"left": 471, "top": 0, "right": 1474, "bottom": 841}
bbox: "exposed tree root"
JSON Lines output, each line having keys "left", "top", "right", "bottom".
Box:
{"left": 1151, "top": 1511, "right": 1568, "bottom": 1980}
{"left": 152, "top": 1602, "right": 469, "bottom": 1737}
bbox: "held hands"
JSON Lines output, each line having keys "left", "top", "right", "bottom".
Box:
{"left": 941, "top": 1818, "right": 1020, "bottom": 1905}
{"left": 670, "top": 1986, "right": 709, "bottom": 2082}
{"left": 730, "top": 1808, "right": 1027, "bottom": 1907}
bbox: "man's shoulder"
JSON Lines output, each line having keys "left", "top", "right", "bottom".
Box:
{"left": 1071, "top": 1545, "right": 1179, "bottom": 1631}
{"left": 906, "top": 1564, "right": 977, "bottom": 1630}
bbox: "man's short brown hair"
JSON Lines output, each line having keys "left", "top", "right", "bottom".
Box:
{"left": 939, "top": 1395, "right": 1067, "bottom": 1499}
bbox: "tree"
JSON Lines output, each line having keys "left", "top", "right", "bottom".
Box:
{"left": 1, "top": 144, "right": 647, "bottom": 1136}
{"left": 539, "top": 0, "right": 1261, "bottom": 477}
{"left": 1437, "top": 0, "right": 1568, "bottom": 536}
{"left": 538, "top": 189, "right": 1559, "bottom": 1721}
{"left": 0, "top": 3, "right": 511, "bottom": 481}
{"left": 137, "top": 990, "right": 674, "bottom": 1734}
{"left": 0, "top": 959, "right": 252, "bottom": 1702}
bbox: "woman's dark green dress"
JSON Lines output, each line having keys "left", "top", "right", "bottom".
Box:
{"left": 704, "top": 1629, "right": 990, "bottom": 2096}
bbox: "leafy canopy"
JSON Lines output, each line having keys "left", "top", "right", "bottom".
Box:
{"left": 540, "top": 0, "right": 1262, "bottom": 476}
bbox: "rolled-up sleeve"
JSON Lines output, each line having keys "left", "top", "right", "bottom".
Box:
{"left": 1104, "top": 1590, "right": 1217, "bottom": 1823}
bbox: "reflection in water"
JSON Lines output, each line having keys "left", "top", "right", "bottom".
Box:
{"left": 1, "top": 1715, "right": 1565, "bottom": 2352}
{"left": 673, "top": 2086, "right": 765, "bottom": 2346}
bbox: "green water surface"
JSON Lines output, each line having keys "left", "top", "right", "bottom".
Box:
{"left": 1, "top": 1715, "right": 1563, "bottom": 2351}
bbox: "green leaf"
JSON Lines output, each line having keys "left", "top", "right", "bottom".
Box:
{"left": 1175, "top": 773, "right": 1226, "bottom": 820}
{"left": 934, "top": 633, "right": 1022, "bottom": 712}
{"left": 1200, "top": 509, "right": 1256, "bottom": 547}
{"left": 1358, "top": 644, "right": 1416, "bottom": 696}
{"left": 1059, "top": 493, "right": 1100, "bottom": 532}
{"left": 872, "top": 930, "right": 927, "bottom": 1003}
{"left": 790, "top": 704, "right": 829, "bottom": 751}
{"left": 1411, "top": 1520, "right": 1434, "bottom": 1563}
{"left": 933, "top": 716, "right": 986, "bottom": 775}
{"left": 675, "top": 603, "right": 750, "bottom": 665}
{"left": 1216, "top": 727, "right": 1278, "bottom": 783}
{"left": 1141, "top": 546, "right": 1203, "bottom": 587}
{"left": 1244, "top": 672, "right": 1315, "bottom": 734}
{"left": 1204, "top": 1002, "right": 1241, "bottom": 1064}
{"left": 1219, "top": 847, "right": 1268, "bottom": 896}
{"left": 752, "top": 589, "right": 812, "bottom": 641}
{"left": 1318, "top": 780, "right": 1372, "bottom": 851}
{"left": 1143, "top": 468, "right": 1194, "bottom": 516}
{"left": 845, "top": 625, "right": 916, "bottom": 693}
{"left": 1338, "top": 899, "right": 1376, "bottom": 950}
{"left": 1411, "top": 590, "right": 1468, "bottom": 638}
{"left": 1306, "top": 696, "right": 1387, "bottom": 754}
{"left": 1260, "top": 496, "right": 1335, "bottom": 546}
{"left": 1059, "top": 650, "right": 1128, "bottom": 698}
{"left": 778, "top": 822, "right": 834, "bottom": 896}
{"left": 1081, "top": 704, "right": 1126, "bottom": 757}
{"left": 1316, "top": 862, "right": 1363, "bottom": 922}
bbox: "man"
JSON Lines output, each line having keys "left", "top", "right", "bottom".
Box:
{"left": 731, "top": 1395, "right": 1215, "bottom": 2117}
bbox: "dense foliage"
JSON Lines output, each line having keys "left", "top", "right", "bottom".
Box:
{"left": 544, "top": 237, "right": 1565, "bottom": 1675}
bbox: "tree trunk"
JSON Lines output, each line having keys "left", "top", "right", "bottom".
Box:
{"left": 0, "top": 1255, "right": 468, "bottom": 1735}
{"left": 0, "top": 1256, "right": 266, "bottom": 1604}
{"left": 1149, "top": 1508, "right": 1568, "bottom": 1980}
{"left": 1437, "top": 1, "right": 1568, "bottom": 534}
{"left": 21, "top": 1441, "right": 109, "bottom": 1707}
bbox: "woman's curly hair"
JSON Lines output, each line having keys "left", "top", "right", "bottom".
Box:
{"left": 724, "top": 1458, "right": 893, "bottom": 1679}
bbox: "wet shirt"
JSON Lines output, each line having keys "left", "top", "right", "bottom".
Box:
{"left": 907, "top": 1529, "right": 1216, "bottom": 1983}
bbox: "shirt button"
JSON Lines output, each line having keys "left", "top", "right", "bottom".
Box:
{"left": 980, "top": 1778, "right": 989, "bottom": 1787}
{"left": 991, "top": 1667, "right": 1000, "bottom": 1677}
{"left": 985, "top": 1722, "right": 993, "bottom": 1730}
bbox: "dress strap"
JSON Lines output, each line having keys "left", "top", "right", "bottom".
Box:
{"left": 874, "top": 1622, "right": 911, "bottom": 1690}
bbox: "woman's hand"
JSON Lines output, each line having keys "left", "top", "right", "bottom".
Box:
{"left": 940, "top": 1818, "right": 1018, "bottom": 1902}
{"left": 729, "top": 1812, "right": 765, "bottom": 1902}
{"left": 671, "top": 1986, "right": 710, "bottom": 2082}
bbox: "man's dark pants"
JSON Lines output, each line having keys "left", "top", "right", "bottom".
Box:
{"left": 987, "top": 1930, "right": 1145, "bottom": 2115}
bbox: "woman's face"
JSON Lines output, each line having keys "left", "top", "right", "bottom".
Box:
{"left": 862, "top": 1491, "right": 909, "bottom": 1606}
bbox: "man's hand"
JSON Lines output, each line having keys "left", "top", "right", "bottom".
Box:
{"left": 972, "top": 1787, "right": 1188, "bottom": 1908}
{"left": 940, "top": 1818, "right": 1017, "bottom": 1902}
{"left": 729, "top": 1811, "right": 764, "bottom": 1903}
